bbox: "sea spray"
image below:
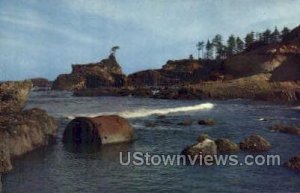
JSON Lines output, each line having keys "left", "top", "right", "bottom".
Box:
{"left": 65, "top": 103, "right": 214, "bottom": 119}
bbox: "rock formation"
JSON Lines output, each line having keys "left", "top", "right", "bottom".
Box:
{"left": 52, "top": 54, "right": 126, "bottom": 90}
{"left": 63, "top": 115, "right": 134, "bottom": 145}
{"left": 225, "top": 25, "right": 300, "bottom": 81}
{"left": 285, "top": 155, "right": 300, "bottom": 172}
{"left": 0, "top": 81, "right": 58, "bottom": 173}
{"left": 239, "top": 134, "right": 271, "bottom": 152}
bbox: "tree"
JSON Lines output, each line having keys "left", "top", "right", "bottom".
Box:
{"left": 235, "top": 37, "right": 244, "bottom": 53}
{"left": 110, "top": 46, "right": 120, "bottom": 56}
{"left": 244, "top": 32, "right": 255, "bottom": 49}
{"left": 281, "top": 27, "right": 290, "bottom": 39}
{"left": 205, "top": 40, "right": 214, "bottom": 59}
{"left": 226, "top": 35, "right": 236, "bottom": 56}
{"left": 262, "top": 29, "right": 272, "bottom": 44}
{"left": 271, "top": 26, "right": 281, "bottom": 43}
{"left": 212, "top": 34, "right": 224, "bottom": 59}
{"left": 196, "top": 41, "right": 204, "bottom": 59}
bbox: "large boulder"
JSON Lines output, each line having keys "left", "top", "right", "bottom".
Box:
{"left": 269, "top": 124, "right": 300, "bottom": 136}
{"left": 52, "top": 54, "right": 126, "bottom": 90}
{"left": 215, "top": 138, "right": 240, "bottom": 153}
{"left": 0, "top": 108, "right": 58, "bottom": 172}
{"left": 239, "top": 134, "right": 271, "bottom": 152}
{"left": 182, "top": 136, "right": 217, "bottom": 164}
{"left": 285, "top": 155, "right": 300, "bottom": 172}
{"left": 63, "top": 115, "right": 134, "bottom": 145}
{"left": 0, "top": 81, "right": 32, "bottom": 113}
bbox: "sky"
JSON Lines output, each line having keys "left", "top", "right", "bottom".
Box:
{"left": 0, "top": 0, "right": 300, "bottom": 81}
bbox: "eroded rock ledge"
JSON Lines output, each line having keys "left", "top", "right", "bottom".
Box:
{"left": 0, "top": 81, "right": 58, "bottom": 174}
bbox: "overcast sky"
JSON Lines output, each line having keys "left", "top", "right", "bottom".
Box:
{"left": 1, "top": 0, "right": 300, "bottom": 80}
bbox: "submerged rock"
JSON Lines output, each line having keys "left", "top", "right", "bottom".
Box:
{"left": 215, "top": 138, "right": 240, "bottom": 153}
{"left": 269, "top": 124, "right": 300, "bottom": 136}
{"left": 285, "top": 155, "right": 300, "bottom": 172}
{"left": 177, "top": 119, "right": 193, "bottom": 126}
{"left": 63, "top": 115, "right": 134, "bottom": 145}
{"left": 198, "top": 119, "right": 215, "bottom": 126}
{"left": 0, "top": 81, "right": 32, "bottom": 113}
{"left": 239, "top": 134, "right": 271, "bottom": 152}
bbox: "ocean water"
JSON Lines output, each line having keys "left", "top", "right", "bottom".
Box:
{"left": 2, "top": 91, "right": 300, "bottom": 193}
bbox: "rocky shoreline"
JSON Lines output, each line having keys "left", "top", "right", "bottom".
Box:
{"left": 0, "top": 81, "right": 58, "bottom": 187}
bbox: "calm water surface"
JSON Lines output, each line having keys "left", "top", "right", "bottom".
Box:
{"left": 2, "top": 91, "right": 300, "bottom": 193}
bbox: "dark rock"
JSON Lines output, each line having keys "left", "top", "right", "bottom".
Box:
{"left": 177, "top": 119, "right": 193, "bottom": 126}
{"left": 63, "top": 115, "right": 134, "bottom": 145}
{"left": 198, "top": 119, "right": 215, "bottom": 126}
{"left": 285, "top": 155, "right": 300, "bottom": 172}
{"left": 215, "top": 138, "right": 240, "bottom": 153}
{"left": 52, "top": 54, "right": 126, "bottom": 90}
{"left": 269, "top": 124, "right": 300, "bottom": 136}
{"left": 30, "top": 78, "right": 52, "bottom": 88}
{"left": 239, "top": 134, "right": 271, "bottom": 152}
{"left": 0, "top": 81, "right": 32, "bottom": 113}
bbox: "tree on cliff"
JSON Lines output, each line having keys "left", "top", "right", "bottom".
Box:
{"left": 226, "top": 35, "right": 236, "bottom": 57}
{"left": 235, "top": 37, "right": 244, "bottom": 53}
{"left": 212, "top": 34, "right": 225, "bottom": 59}
{"left": 245, "top": 32, "right": 255, "bottom": 49}
{"left": 281, "top": 27, "right": 290, "bottom": 39}
{"left": 205, "top": 40, "right": 214, "bottom": 59}
{"left": 111, "top": 46, "right": 120, "bottom": 56}
{"left": 271, "top": 26, "right": 281, "bottom": 43}
{"left": 262, "top": 29, "right": 272, "bottom": 44}
{"left": 196, "top": 41, "right": 204, "bottom": 59}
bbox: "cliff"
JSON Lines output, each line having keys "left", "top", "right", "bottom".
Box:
{"left": 225, "top": 25, "right": 300, "bottom": 81}
{"left": 52, "top": 54, "right": 126, "bottom": 90}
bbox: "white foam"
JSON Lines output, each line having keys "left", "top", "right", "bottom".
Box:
{"left": 64, "top": 103, "right": 214, "bottom": 119}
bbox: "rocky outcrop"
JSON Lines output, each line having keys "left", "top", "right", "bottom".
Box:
{"left": 225, "top": 25, "right": 300, "bottom": 81}
{"left": 63, "top": 115, "right": 134, "bottom": 145}
{"left": 239, "top": 134, "right": 271, "bottom": 152}
{"left": 215, "top": 138, "right": 240, "bottom": 153}
{"left": 30, "top": 78, "right": 52, "bottom": 88}
{"left": 52, "top": 54, "right": 126, "bottom": 90}
{"left": 285, "top": 155, "right": 300, "bottom": 172}
{"left": 269, "top": 124, "right": 300, "bottom": 136}
{"left": 0, "top": 81, "right": 32, "bottom": 113}
{"left": 128, "top": 59, "right": 223, "bottom": 87}
{"left": 0, "top": 81, "right": 58, "bottom": 173}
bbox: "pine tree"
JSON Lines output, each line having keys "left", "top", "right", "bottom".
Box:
{"left": 205, "top": 40, "right": 214, "bottom": 60}
{"left": 226, "top": 35, "right": 236, "bottom": 56}
{"left": 262, "top": 29, "right": 272, "bottom": 44}
{"left": 235, "top": 37, "right": 244, "bottom": 53}
{"left": 281, "top": 27, "right": 290, "bottom": 39}
{"left": 245, "top": 32, "right": 255, "bottom": 49}
{"left": 196, "top": 41, "right": 204, "bottom": 59}
{"left": 212, "top": 34, "right": 224, "bottom": 59}
{"left": 271, "top": 26, "right": 281, "bottom": 43}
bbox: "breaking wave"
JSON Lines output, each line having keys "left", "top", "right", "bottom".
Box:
{"left": 65, "top": 103, "right": 214, "bottom": 119}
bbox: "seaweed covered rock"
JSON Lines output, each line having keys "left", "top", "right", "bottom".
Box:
{"left": 239, "top": 134, "right": 271, "bottom": 152}
{"left": 269, "top": 124, "right": 300, "bottom": 136}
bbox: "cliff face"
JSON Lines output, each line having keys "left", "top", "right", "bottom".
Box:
{"left": 128, "top": 59, "right": 223, "bottom": 87}
{"left": 52, "top": 54, "right": 126, "bottom": 90}
{"left": 225, "top": 25, "right": 300, "bottom": 81}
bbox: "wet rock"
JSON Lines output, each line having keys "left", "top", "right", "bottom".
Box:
{"left": 0, "top": 81, "right": 32, "bottom": 113}
{"left": 285, "top": 155, "right": 300, "bottom": 172}
{"left": 239, "top": 134, "right": 271, "bottom": 152}
{"left": 269, "top": 124, "right": 300, "bottom": 136}
{"left": 177, "top": 119, "right": 193, "bottom": 126}
{"left": 63, "top": 115, "right": 134, "bottom": 145}
{"left": 196, "top": 134, "right": 213, "bottom": 143}
{"left": 198, "top": 119, "right": 215, "bottom": 126}
{"left": 215, "top": 138, "right": 240, "bottom": 153}
{"left": 181, "top": 138, "right": 217, "bottom": 164}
